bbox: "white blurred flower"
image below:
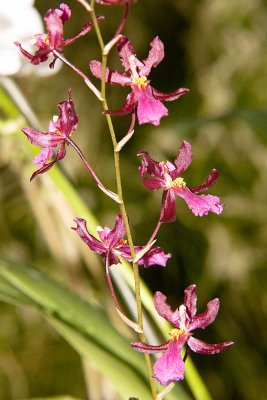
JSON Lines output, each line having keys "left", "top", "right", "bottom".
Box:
{"left": 0, "top": 0, "right": 60, "bottom": 76}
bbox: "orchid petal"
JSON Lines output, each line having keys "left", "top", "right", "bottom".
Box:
{"left": 89, "top": 60, "right": 131, "bottom": 85}
{"left": 131, "top": 341, "right": 169, "bottom": 354}
{"left": 160, "top": 190, "right": 177, "bottom": 223}
{"left": 55, "top": 90, "right": 78, "bottom": 136}
{"left": 137, "top": 151, "right": 166, "bottom": 181}
{"left": 153, "top": 339, "right": 186, "bottom": 385}
{"left": 104, "top": 92, "right": 137, "bottom": 115}
{"left": 173, "top": 141, "right": 193, "bottom": 177}
{"left": 135, "top": 86, "right": 168, "bottom": 125}
{"left": 154, "top": 292, "right": 176, "bottom": 324}
{"left": 189, "top": 298, "right": 220, "bottom": 331}
{"left": 45, "top": 8, "right": 64, "bottom": 48}
{"left": 64, "top": 18, "right": 104, "bottom": 47}
{"left": 142, "top": 177, "right": 165, "bottom": 190}
{"left": 21, "top": 127, "right": 65, "bottom": 147}
{"left": 188, "top": 337, "right": 234, "bottom": 355}
{"left": 30, "top": 144, "right": 66, "bottom": 181}
{"left": 136, "top": 246, "right": 171, "bottom": 268}
{"left": 183, "top": 284, "right": 197, "bottom": 319}
{"left": 190, "top": 169, "right": 219, "bottom": 193}
{"left": 174, "top": 187, "right": 224, "bottom": 216}
{"left": 152, "top": 87, "right": 189, "bottom": 102}
{"left": 33, "top": 147, "right": 53, "bottom": 166}
{"left": 104, "top": 213, "right": 126, "bottom": 248}
{"left": 117, "top": 36, "right": 143, "bottom": 71}
{"left": 72, "top": 218, "right": 106, "bottom": 255}
{"left": 139, "top": 36, "right": 164, "bottom": 76}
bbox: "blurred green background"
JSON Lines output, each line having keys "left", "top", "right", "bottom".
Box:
{"left": 1, "top": 0, "right": 267, "bottom": 399}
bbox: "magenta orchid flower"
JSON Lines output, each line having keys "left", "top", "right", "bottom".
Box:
{"left": 15, "top": 3, "right": 100, "bottom": 68}
{"left": 138, "top": 141, "right": 224, "bottom": 222}
{"left": 132, "top": 284, "right": 234, "bottom": 385}
{"left": 89, "top": 35, "right": 189, "bottom": 126}
{"left": 21, "top": 90, "right": 77, "bottom": 180}
{"left": 73, "top": 213, "right": 171, "bottom": 268}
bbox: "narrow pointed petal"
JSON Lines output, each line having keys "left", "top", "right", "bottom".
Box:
{"left": 30, "top": 144, "right": 66, "bottom": 180}
{"left": 189, "top": 298, "right": 220, "bottom": 331}
{"left": 152, "top": 87, "right": 189, "bottom": 102}
{"left": 154, "top": 292, "right": 176, "bottom": 324}
{"left": 142, "top": 177, "right": 165, "bottom": 190}
{"left": 105, "top": 91, "right": 137, "bottom": 116}
{"left": 34, "top": 147, "right": 54, "bottom": 166}
{"left": 117, "top": 36, "right": 142, "bottom": 71}
{"left": 64, "top": 17, "right": 104, "bottom": 46}
{"left": 153, "top": 339, "right": 186, "bottom": 385}
{"left": 21, "top": 127, "right": 64, "bottom": 147}
{"left": 72, "top": 218, "right": 106, "bottom": 255}
{"left": 105, "top": 213, "right": 126, "bottom": 248}
{"left": 45, "top": 8, "right": 64, "bottom": 48}
{"left": 137, "top": 151, "right": 166, "bottom": 181}
{"left": 139, "top": 36, "right": 164, "bottom": 76}
{"left": 174, "top": 187, "right": 224, "bottom": 216}
{"left": 131, "top": 341, "right": 169, "bottom": 354}
{"left": 89, "top": 60, "right": 131, "bottom": 85}
{"left": 136, "top": 246, "right": 171, "bottom": 268}
{"left": 160, "top": 190, "right": 177, "bottom": 223}
{"left": 188, "top": 337, "right": 234, "bottom": 355}
{"left": 183, "top": 284, "right": 197, "bottom": 319}
{"left": 55, "top": 91, "right": 78, "bottom": 136}
{"left": 190, "top": 169, "right": 219, "bottom": 193}
{"left": 173, "top": 141, "right": 192, "bottom": 177}
{"left": 136, "top": 86, "right": 168, "bottom": 126}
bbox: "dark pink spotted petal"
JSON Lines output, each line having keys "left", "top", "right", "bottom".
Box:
{"left": 189, "top": 298, "right": 220, "bottom": 331}
{"left": 131, "top": 341, "right": 169, "bottom": 354}
{"left": 153, "top": 339, "right": 187, "bottom": 385}
{"left": 104, "top": 92, "right": 137, "bottom": 116}
{"left": 173, "top": 141, "right": 192, "bottom": 177}
{"left": 154, "top": 291, "right": 176, "bottom": 324}
{"left": 72, "top": 218, "right": 106, "bottom": 255}
{"left": 89, "top": 60, "right": 131, "bottom": 85}
{"left": 104, "top": 213, "right": 126, "bottom": 248}
{"left": 173, "top": 187, "right": 224, "bottom": 216}
{"left": 139, "top": 36, "right": 164, "bottom": 76}
{"left": 135, "top": 86, "right": 168, "bottom": 126}
{"left": 152, "top": 87, "right": 189, "bottom": 102}
{"left": 190, "top": 169, "right": 219, "bottom": 193}
{"left": 21, "top": 127, "right": 65, "bottom": 147}
{"left": 160, "top": 190, "right": 177, "bottom": 223}
{"left": 137, "top": 151, "right": 166, "bottom": 181}
{"left": 183, "top": 284, "right": 197, "bottom": 319}
{"left": 188, "top": 337, "right": 234, "bottom": 355}
{"left": 30, "top": 144, "right": 66, "bottom": 181}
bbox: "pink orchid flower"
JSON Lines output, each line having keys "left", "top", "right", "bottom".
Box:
{"left": 21, "top": 90, "right": 78, "bottom": 180}
{"left": 73, "top": 213, "right": 171, "bottom": 268}
{"left": 132, "top": 284, "right": 234, "bottom": 385}
{"left": 138, "top": 141, "right": 223, "bottom": 222}
{"left": 90, "top": 35, "right": 189, "bottom": 125}
{"left": 15, "top": 3, "right": 101, "bottom": 67}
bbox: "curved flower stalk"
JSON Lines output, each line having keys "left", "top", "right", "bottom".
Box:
{"left": 90, "top": 35, "right": 189, "bottom": 126}
{"left": 132, "top": 284, "right": 234, "bottom": 386}
{"left": 73, "top": 213, "right": 171, "bottom": 268}
{"left": 15, "top": 3, "right": 102, "bottom": 68}
{"left": 95, "top": 0, "right": 133, "bottom": 36}
{"left": 138, "top": 140, "right": 224, "bottom": 222}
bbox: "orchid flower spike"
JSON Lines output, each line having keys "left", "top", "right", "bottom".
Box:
{"left": 132, "top": 284, "right": 234, "bottom": 385}
{"left": 138, "top": 140, "right": 224, "bottom": 222}
{"left": 90, "top": 35, "right": 189, "bottom": 126}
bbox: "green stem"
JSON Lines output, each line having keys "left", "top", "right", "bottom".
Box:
{"left": 79, "top": 2, "right": 158, "bottom": 398}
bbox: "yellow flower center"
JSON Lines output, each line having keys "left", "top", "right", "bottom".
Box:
{"left": 169, "top": 177, "right": 186, "bottom": 189}
{"left": 169, "top": 328, "right": 185, "bottom": 341}
{"left": 44, "top": 37, "right": 50, "bottom": 45}
{"left": 134, "top": 76, "right": 149, "bottom": 89}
